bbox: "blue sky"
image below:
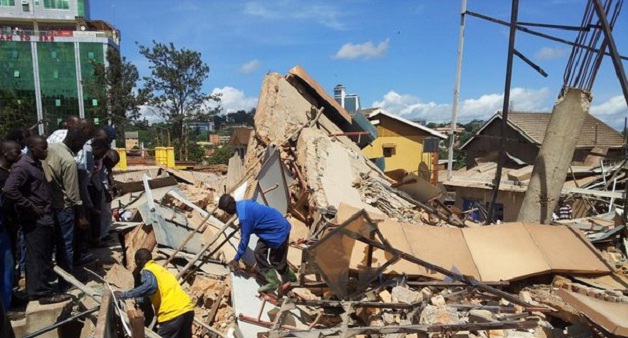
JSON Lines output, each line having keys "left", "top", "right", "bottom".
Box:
{"left": 91, "top": 0, "right": 628, "bottom": 131}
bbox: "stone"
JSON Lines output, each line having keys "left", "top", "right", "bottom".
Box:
{"left": 379, "top": 289, "right": 392, "bottom": 303}
{"left": 391, "top": 286, "right": 422, "bottom": 304}
{"left": 430, "top": 295, "right": 446, "bottom": 306}
{"left": 468, "top": 309, "right": 495, "bottom": 323}
{"left": 419, "top": 305, "right": 462, "bottom": 325}
{"left": 420, "top": 287, "right": 433, "bottom": 299}
{"left": 519, "top": 290, "right": 533, "bottom": 304}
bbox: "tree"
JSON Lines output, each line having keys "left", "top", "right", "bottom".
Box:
{"left": 138, "top": 41, "right": 219, "bottom": 161}
{"left": 83, "top": 48, "right": 147, "bottom": 141}
{"left": 0, "top": 90, "right": 37, "bottom": 138}
{"left": 205, "top": 145, "right": 234, "bottom": 165}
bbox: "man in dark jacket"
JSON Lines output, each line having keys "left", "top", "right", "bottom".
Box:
{"left": 4, "top": 136, "right": 71, "bottom": 305}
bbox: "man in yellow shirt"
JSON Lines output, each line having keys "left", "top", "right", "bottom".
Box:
{"left": 114, "top": 249, "right": 195, "bottom": 338}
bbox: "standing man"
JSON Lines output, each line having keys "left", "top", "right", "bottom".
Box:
{"left": 217, "top": 194, "right": 296, "bottom": 292}
{"left": 44, "top": 129, "right": 89, "bottom": 281}
{"left": 4, "top": 136, "right": 71, "bottom": 304}
{"left": 114, "top": 249, "right": 194, "bottom": 338}
{"left": 557, "top": 199, "right": 573, "bottom": 220}
{"left": 0, "top": 141, "right": 22, "bottom": 309}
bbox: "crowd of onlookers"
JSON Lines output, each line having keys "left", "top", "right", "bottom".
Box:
{"left": 0, "top": 117, "right": 120, "bottom": 320}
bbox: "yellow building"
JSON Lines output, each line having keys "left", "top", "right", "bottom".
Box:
{"left": 362, "top": 109, "right": 447, "bottom": 181}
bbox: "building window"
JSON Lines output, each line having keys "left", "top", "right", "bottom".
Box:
{"left": 0, "top": 0, "right": 16, "bottom": 6}
{"left": 87, "top": 51, "right": 94, "bottom": 59}
{"left": 11, "top": 50, "right": 18, "bottom": 58}
{"left": 94, "top": 118, "right": 99, "bottom": 125}
{"left": 92, "top": 99, "right": 98, "bottom": 106}
{"left": 22, "top": 2, "right": 29, "bottom": 11}
{"left": 383, "top": 143, "right": 396, "bottom": 158}
{"left": 43, "top": 0, "right": 69, "bottom": 9}
{"left": 55, "top": 99, "right": 61, "bottom": 106}
{"left": 53, "top": 69, "right": 58, "bottom": 78}
{"left": 13, "top": 70, "right": 20, "bottom": 78}
{"left": 51, "top": 51, "right": 57, "bottom": 58}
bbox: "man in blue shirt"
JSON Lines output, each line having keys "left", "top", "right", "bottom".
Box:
{"left": 218, "top": 194, "right": 296, "bottom": 292}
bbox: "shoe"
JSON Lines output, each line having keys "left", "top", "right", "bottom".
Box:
{"left": 258, "top": 269, "right": 280, "bottom": 293}
{"left": 100, "top": 235, "right": 114, "bottom": 242}
{"left": 280, "top": 269, "right": 297, "bottom": 283}
{"left": 38, "top": 294, "right": 72, "bottom": 305}
{"left": 74, "top": 253, "right": 96, "bottom": 266}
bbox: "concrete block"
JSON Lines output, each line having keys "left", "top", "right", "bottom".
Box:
{"left": 14, "top": 299, "right": 73, "bottom": 338}
{"left": 391, "top": 286, "right": 422, "bottom": 304}
{"left": 430, "top": 295, "right": 446, "bottom": 306}
{"left": 419, "top": 305, "right": 462, "bottom": 325}
{"left": 468, "top": 309, "right": 495, "bottom": 323}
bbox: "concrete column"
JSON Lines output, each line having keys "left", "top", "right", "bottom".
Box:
{"left": 517, "top": 87, "right": 591, "bottom": 223}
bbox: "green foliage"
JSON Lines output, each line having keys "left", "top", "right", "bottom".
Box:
{"left": 205, "top": 145, "right": 234, "bottom": 165}
{"left": 83, "top": 49, "right": 147, "bottom": 131}
{"left": 0, "top": 90, "right": 37, "bottom": 139}
{"left": 138, "top": 41, "right": 220, "bottom": 161}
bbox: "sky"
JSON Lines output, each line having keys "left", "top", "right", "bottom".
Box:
{"left": 91, "top": 0, "right": 628, "bottom": 131}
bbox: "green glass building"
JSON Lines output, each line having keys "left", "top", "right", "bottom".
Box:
{"left": 0, "top": 0, "right": 119, "bottom": 134}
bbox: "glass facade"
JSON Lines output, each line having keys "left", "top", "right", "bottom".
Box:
{"left": 0, "top": 41, "right": 37, "bottom": 109}
{"left": 43, "top": 0, "right": 69, "bottom": 10}
{"left": 1, "top": 0, "right": 117, "bottom": 133}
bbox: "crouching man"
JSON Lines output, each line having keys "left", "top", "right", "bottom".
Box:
{"left": 114, "top": 249, "right": 194, "bottom": 338}
{"left": 218, "top": 194, "right": 296, "bottom": 292}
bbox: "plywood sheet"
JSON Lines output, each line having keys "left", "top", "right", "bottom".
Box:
{"left": 525, "top": 223, "right": 610, "bottom": 274}
{"left": 462, "top": 223, "right": 551, "bottom": 281}
{"left": 363, "top": 219, "right": 421, "bottom": 276}
{"left": 405, "top": 224, "right": 479, "bottom": 280}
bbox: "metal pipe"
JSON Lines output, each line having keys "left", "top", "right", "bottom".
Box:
{"left": 22, "top": 306, "right": 100, "bottom": 338}
{"left": 175, "top": 214, "right": 238, "bottom": 281}
{"left": 487, "top": 0, "right": 519, "bottom": 224}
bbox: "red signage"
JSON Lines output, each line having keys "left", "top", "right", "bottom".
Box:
{"left": 0, "top": 34, "right": 55, "bottom": 42}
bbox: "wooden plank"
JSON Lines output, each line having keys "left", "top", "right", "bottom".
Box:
{"left": 127, "top": 309, "right": 145, "bottom": 338}
{"left": 94, "top": 291, "right": 115, "bottom": 338}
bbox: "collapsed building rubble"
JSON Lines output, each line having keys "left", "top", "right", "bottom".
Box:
{"left": 12, "top": 67, "right": 624, "bottom": 337}
{"left": 54, "top": 65, "right": 625, "bottom": 338}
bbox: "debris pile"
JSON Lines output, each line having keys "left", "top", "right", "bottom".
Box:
{"left": 90, "top": 66, "right": 626, "bottom": 338}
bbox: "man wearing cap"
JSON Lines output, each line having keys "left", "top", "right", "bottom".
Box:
{"left": 217, "top": 194, "right": 296, "bottom": 292}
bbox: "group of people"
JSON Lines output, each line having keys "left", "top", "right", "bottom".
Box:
{"left": 0, "top": 117, "right": 120, "bottom": 316}
{"left": 1, "top": 117, "right": 297, "bottom": 338}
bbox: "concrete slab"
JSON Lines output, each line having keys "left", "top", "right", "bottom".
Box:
{"left": 14, "top": 299, "right": 73, "bottom": 338}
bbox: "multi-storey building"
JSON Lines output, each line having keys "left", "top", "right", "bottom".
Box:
{"left": 0, "top": 0, "right": 119, "bottom": 134}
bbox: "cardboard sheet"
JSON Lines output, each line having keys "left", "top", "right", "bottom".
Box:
{"left": 525, "top": 223, "right": 611, "bottom": 274}
{"left": 463, "top": 223, "right": 552, "bottom": 281}
{"left": 334, "top": 204, "right": 612, "bottom": 282}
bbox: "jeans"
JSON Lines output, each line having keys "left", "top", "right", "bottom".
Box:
{"left": 157, "top": 311, "right": 194, "bottom": 338}
{"left": 0, "top": 232, "right": 13, "bottom": 309}
{"left": 54, "top": 208, "right": 75, "bottom": 275}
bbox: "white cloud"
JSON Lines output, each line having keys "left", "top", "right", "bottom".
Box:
{"left": 590, "top": 95, "right": 627, "bottom": 116}
{"left": 244, "top": 2, "right": 346, "bottom": 30}
{"left": 534, "top": 47, "right": 567, "bottom": 60}
{"left": 590, "top": 95, "right": 627, "bottom": 131}
{"left": 371, "top": 87, "right": 552, "bottom": 122}
{"left": 209, "top": 86, "right": 258, "bottom": 113}
{"left": 333, "top": 39, "right": 390, "bottom": 60}
{"left": 240, "top": 59, "right": 261, "bottom": 74}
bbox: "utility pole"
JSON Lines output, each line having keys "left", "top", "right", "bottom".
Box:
{"left": 447, "top": 0, "right": 467, "bottom": 181}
